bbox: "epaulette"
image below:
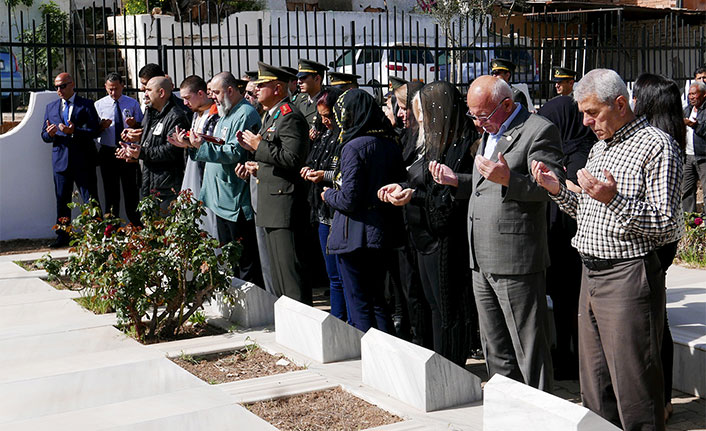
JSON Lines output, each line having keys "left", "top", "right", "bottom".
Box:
{"left": 280, "top": 104, "right": 293, "bottom": 116}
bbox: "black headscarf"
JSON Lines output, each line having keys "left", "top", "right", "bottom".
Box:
{"left": 334, "top": 89, "right": 389, "bottom": 145}
{"left": 417, "top": 81, "right": 472, "bottom": 162}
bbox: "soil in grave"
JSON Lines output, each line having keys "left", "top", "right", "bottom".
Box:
{"left": 245, "top": 387, "right": 403, "bottom": 431}
{"left": 171, "top": 345, "right": 304, "bottom": 384}
{"left": 0, "top": 238, "right": 56, "bottom": 256}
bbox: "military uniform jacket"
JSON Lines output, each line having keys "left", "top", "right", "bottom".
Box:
{"left": 293, "top": 92, "right": 320, "bottom": 129}
{"left": 254, "top": 97, "right": 310, "bottom": 228}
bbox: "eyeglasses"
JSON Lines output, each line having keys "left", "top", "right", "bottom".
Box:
{"left": 246, "top": 91, "right": 256, "bottom": 98}
{"left": 55, "top": 82, "right": 72, "bottom": 90}
{"left": 467, "top": 97, "right": 510, "bottom": 122}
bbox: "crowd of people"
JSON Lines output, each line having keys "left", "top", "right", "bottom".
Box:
{"left": 41, "top": 56, "right": 706, "bottom": 431}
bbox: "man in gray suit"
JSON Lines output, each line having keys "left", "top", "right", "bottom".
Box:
{"left": 429, "top": 75, "right": 564, "bottom": 391}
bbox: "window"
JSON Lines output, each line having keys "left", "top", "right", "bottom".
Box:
{"left": 335, "top": 49, "right": 355, "bottom": 67}
{"left": 357, "top": 48, "right": 382, "bottom": 64}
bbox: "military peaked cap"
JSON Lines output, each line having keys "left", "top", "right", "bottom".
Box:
{"left": 297, "top": 59, "right": 328, "bottom": 78}
{"left": 281, "top": 66, "right": 299, "bottom": 80}
{"left": 328, "top": 71, "right": 360, "bottom": 86}
{"left": 254, "top": 61, "right": 298, "bottom": 84}
{"left": 552, "top": 66, "right": 577, "bottom": 82}
{"left": 244, "top": 70, "right": 259, "bottom": 81}
{"left": 491, "top": 58, "right": 516, "bottom": 73}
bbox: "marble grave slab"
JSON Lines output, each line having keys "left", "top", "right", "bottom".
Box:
{"left": 361, "top": 328, "right": 482, "bottom": 412}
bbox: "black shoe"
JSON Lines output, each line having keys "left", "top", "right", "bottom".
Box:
{"left": 49, "top": 237, "right": 70, "bottom": 248}
{"left": 470, "top": 349, "right": 484, "bottom": 360}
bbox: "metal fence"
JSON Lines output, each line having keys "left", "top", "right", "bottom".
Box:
{"left": 0, "top": 2, "right": 705, "bottom": 127}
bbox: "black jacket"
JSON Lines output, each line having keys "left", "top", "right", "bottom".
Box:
{"left": 138, "top": 99, "right": 190, "bottom": 202}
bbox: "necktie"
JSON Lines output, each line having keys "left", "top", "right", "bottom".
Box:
{"left": 113, "top": 100, "right": 124, "bottom": 146}
{"left": 62, "top": 100, "right": 70, "bottom": 125}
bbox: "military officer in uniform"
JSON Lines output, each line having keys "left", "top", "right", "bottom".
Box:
{"left": 238, "top": 61, "right": 312, "bottom": 304}
{"left": 552, "top": 66, "right": 576, "bottom": 97}
{"left": 294, "top": 59, "right": 327, "bottom": 129}
{"left": 490, "top": 58, "right": 529, "bottom": 109}
{"left": 281, "top": 66, "right": 300, "bottom": 96}
{"left": 328, "top": 72, "right": 361, "bottom": 91}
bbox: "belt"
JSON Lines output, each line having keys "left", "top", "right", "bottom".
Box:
{"left": 580, "top": 254, "right": 645, "bottom": 271}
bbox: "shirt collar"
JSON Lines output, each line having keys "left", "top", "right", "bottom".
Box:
{"left": 605, "top": 115, "right": 647, "bottom": 147}
{"left": 489, "top": 102, "right": 522, "bottom": 138}
{"left": 63, "top": 93, "right": 76, "bottom": 105}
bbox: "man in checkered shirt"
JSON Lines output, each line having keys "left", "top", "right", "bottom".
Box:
{"left": 532, "top": 68, "right": 682, "bottom": 431}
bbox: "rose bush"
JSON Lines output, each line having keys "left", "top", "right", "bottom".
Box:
{"left": 676, "top": 212, "right": 706, "bottom": 268}
{"left": 40, "top": 190, "right": 239, "bottom": 341}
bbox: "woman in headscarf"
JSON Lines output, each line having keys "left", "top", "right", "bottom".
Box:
{"left": 378, "top": 81, "right": 476, "bottom": 366}
{"left": 395, "top": 81, "right": 425, "bottom": 168}
{"left": 300, "top": 87, "right": 347, "bottom": 321}
{"left": 321, "top": 89, "right": 406, "bottom": 333}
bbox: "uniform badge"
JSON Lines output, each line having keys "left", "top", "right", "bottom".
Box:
{"left": 280, "top": 104, "right": 292, "bottom": 116}
{"left": 267, "top": 126, "right": 276, "bottom": 132}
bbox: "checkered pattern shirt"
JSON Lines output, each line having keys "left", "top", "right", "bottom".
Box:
{"left": 552, "top": 116, "right": 684, "bottom": 259}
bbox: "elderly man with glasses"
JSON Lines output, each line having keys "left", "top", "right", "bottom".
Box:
{"left": 41, "top": 72, "right": 101, "bottom": 247}
{"left": 430, "top": 75, "right": 564, "bottom": 392}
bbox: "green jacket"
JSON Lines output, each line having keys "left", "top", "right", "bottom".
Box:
{"left": 190, "top": 98, "right": 261, "bottom": 222}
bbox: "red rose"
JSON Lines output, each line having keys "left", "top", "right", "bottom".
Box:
{"left": 104, "top": 224, "right": 116, "bottom": 237}
{"left": 695, "top": 217, "right": 703, "bottom": 226}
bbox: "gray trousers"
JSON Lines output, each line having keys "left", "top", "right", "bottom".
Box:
{"left": 682, "top": 154, "right": 706, "bottom": 212}
{"left": 578, "top": 253, "right": 665, "bottom": 431}
{"left": 472, "top": 269, "right": 553, "bottom": 392}
{"left": 264, "top": 227, "right": 311, "bottom": 305}
{"left": 250, "top": 179, "right": 275, "bottom": 295}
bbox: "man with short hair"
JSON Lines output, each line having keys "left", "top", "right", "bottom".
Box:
{"left": 42, "top": 72, "right": 101, "bottom": 247}
{"left": 294, "top": 59, "right": 327, "bottom": 128}
{"left": 117, "top": 76, "right": 190, "bottom": 210}
{"left": 695, "top": 66, "right": 706, "bottom": 83}
{"left": 238, "top": 61, "right": 311, "bottom": 304}
{"left": 683, "top": 80, "right": 706, "bottom": 212}
{"left": 172, "top": 72, "right": 263, "bottom": 285}
{"left": 429, "top": 75, "right": 564, "bottom": 391}
{"left": 551, "top": 66, "right": 576, "bottom": 97}
{"left": 532, "top": 68, "right": 682, "bottom": 431}
{"left": 94, "top": 72, "right": 143, "bottom": 225}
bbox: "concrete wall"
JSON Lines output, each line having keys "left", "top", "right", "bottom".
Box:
{"left": 0, "top": 92, "right": 59, "bottom": 240}
{"left": 0, "top": 92, "right": 120, "bottom": 241}
{"left": 109, "top": 10, "right": 484, "bottom": 89}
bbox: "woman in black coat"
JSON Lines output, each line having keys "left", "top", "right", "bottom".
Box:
{"left": 321, "top": 90, "right": 406, "bottom": 333}
{"left": 379, "top": 81, "right": 476, "bottom": 366}
{"left": 301, "top": 88, "right": 347, "bottom": 321}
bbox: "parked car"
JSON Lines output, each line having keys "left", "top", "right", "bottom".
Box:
{"left": 0, "top": 48, "right": 24, "bottom": 107}
{"left": 329, "top": 42, "right": 437, "bottom": 104}
{"left": 438, "top": 42, "right": 540, "bottom": 85}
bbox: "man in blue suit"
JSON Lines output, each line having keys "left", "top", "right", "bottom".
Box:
{"left": 41, "top": 72, "right": 101, "bottom": 247}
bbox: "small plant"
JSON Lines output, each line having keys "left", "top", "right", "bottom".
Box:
{"left": 189, "top": 310, "right": 207, "bottom": 326}
{"left": 676, "top": 212, "right": 706, "bottom": 268}
{"left": 178, "top": 351, "right": 199, "bottom": 365}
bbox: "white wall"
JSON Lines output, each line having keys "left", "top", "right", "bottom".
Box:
{"left": 0, "top": 91, "right": 121, "bottom": 241}
{"left": 0, "top": 92, "right": 59, "bottom": 240}
{"left": 109, "top": 10, "right": 485, "bottom": 89}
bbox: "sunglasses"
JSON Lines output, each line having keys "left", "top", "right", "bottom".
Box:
{"left": 55, "top": 82, "right": 72, "bottom": 90}
{"left": 246, "top": 90, "right": 256, "bottom": 98}
{"left": 467, "top": 97, "right": 510, "bottom": 122}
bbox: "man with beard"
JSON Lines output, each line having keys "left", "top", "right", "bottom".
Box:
{"left": 170, "top": 72, "right": 263, "bottom": 285}
{"left": 117, "top": 76, "right": 190, "bottom": 210}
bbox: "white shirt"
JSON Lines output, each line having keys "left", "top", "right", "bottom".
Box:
{"left": 94, "top": 94, "right": 143, "bottom": 147}
{"left": 685, "top": 106, "right": 698, "bottom": 156}
{"left": 483, "top": 103, "right": 522, "bottom": 159}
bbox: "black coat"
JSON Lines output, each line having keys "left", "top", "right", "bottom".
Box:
{"left": 138, "top": 99, "right": 190, "bottom": 202}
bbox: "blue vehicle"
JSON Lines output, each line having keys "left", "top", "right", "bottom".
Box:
{"left": 0, "top": 48, "right": 24, "bottom": 106}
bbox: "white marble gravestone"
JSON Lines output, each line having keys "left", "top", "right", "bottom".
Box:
{"left": 205, "top": 278, "right": 277, "bottom": 328}
{"left": 484, "top": 374, "right": 622, "bottom": 431}
{"left": 361, "top": 328, "right": 482, "bottom": 412}
{"left": 274, "top": 295, "right": 363, "bottom": 363}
